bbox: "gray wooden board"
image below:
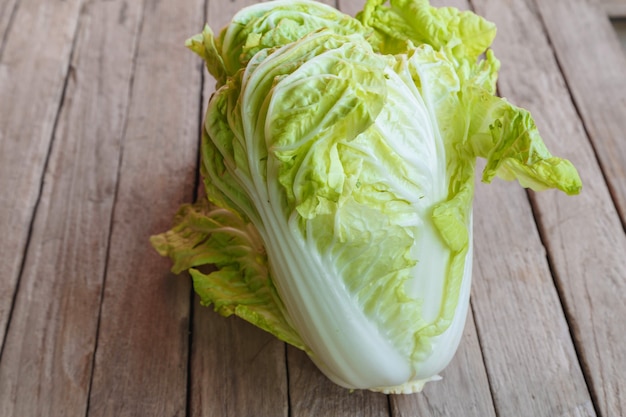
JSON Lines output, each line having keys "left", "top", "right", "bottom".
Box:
{"left": 540, "top": 0, "right": 626, "bottom": 225}
{"left": 0, "top": 0, "right": 83, "bottom": 350}
{"left": 471, "top": 172, "right": 595, "bottom": 417}
{"left": 287, "top": 345, "right": 390, "bottom": 417}
{"left": 0, "top": 0, "right": 17, "bottom": 54}
{"left": 85, "top": 0, "right": 205, "bottom": 415}
{"left": 471, "top": 0, "right": 626, "bottom": 415}
{"left": 0, "top": 0, "right": 144, "bottom": 415}
{"left": 190, "top": 298, "right": 289, "bottom": 417}
{"left": 532, "top": 0, "right": 626, "bottom": 415}
{"left": 601, "top": 0, "right": 626, "bottom": 17}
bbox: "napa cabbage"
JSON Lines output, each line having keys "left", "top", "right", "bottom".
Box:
{"left": 151, "top": 0, "right": 581, "bottom": 393}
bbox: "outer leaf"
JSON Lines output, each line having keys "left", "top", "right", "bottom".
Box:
{"left": 358, "top": 0, "right": 496, "bottom": 59}
{"left": 217, "top": 0, "right": 371, "bottom": 77}
{"left": 463, "top": 86, "right": 582, "bottom": 195}
{"left": 150, "top": 202, "right": 305, "bottom": 350}
{"left": 186, "top": 25, "right": 227, "bottom": 87}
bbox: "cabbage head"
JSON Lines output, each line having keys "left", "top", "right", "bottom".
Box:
{"left": 151, "top": 0, "right": 581, "bottom": 393}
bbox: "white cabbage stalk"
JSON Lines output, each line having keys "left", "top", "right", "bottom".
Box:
{"left": 151, "top": 0, "right": 581, "bottom": 393}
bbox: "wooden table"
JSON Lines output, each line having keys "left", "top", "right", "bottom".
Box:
{"left": 1, "top": 0, "right": 625, "bottom": 416}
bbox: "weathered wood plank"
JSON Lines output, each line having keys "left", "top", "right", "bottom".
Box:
{"left": 532, "top": 160, "right": 626, "bottom": 417}
{"left": 190, "top": 299, "right": 289, "bottom": 417}
{"left": 336, "top": 0, "right": 363, "bottom": 16}
{"left": 613, "top": 20, "right": 626, "bottom": 51}
{"left": 0, "top": 0, "right": 83, "bottom": 350}
{"left": 473, "top": 0, "right": 626, "bottom": 414}
{"left": 471, "top": 174, "right": 595, "bottom": 417}
{"left": 0, "top": 0, "right": 17, "bottom": 53}
{"left": 0, "top": 1, "right": 145, "bottom": 416}
{"left": 601, "top": 0, "right": 626, "bottom": 17}
{"left": 286, "top": 346, "right": 390, "bottom": 417}
{"left": 431, "top": 0, "right": 471, "bottom": 10}
{"left": 530, "top": 1, "right": 626, "bottom": 415}
{"left": 469, "top": 0, "right": 619, "bottom": 414}
{"left": 85, "top": 0, "right": 205, "bottom": 415}
{"left": 539, "top": 0, "right": 626, "bottom": 227}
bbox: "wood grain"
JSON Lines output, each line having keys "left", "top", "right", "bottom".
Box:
{"left": 601, "top": 0, "right": 626, "bottom": 17}
{"left": 431, "top": 0, "right": 470, "bottom": 10}
{"left": 190, "top": 298, "right": 289, "bottom": 417}
{"left": 0, "top": 1, "right": 144, "bottom": 416}
{"left": 468, "top": 3, "right": 626, "bottom": 415}
{"left": 85, "top": 0, "right": 204, "bottom": 415}
{"left": 540, "top": 0, "right": 626, "bottom": 226}
{"left": 472, "top": 0, "right": 626, "bottom": 415}
{"left": 287, "top": 346, "right": 390, "bottom": 417}
{"left": 336, "top": 0, "right": 363, "bottom": 16}
{"left": 0, "top": 0, "right": 83, "bottom": 350}
{"left": 0, "top": 0, "right": 17, "bottom": 53}
{"left": 531, "top": 0, "right": 626, "bottom": 415}
{"left": 471, "top": 174, "right": 595, "bottom": 417}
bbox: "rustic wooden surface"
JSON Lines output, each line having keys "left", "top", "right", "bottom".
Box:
{"left": 603, "top": 0, "right": 626, "bottom": 16}
{"left": 1, "top": 0, "right": 625, "bottom": 416}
